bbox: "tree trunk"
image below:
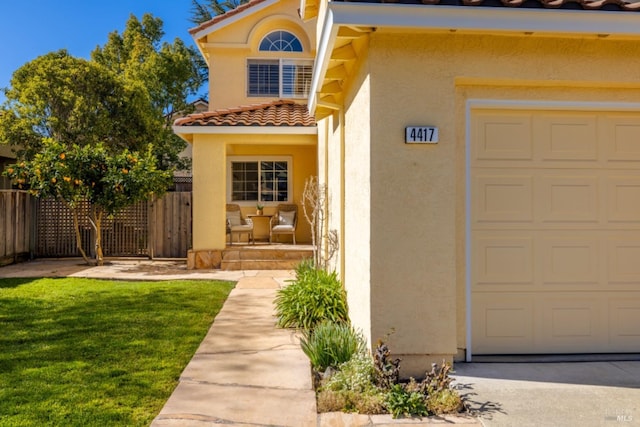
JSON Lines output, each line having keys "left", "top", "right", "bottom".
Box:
{"left": 68, "top": 202, "right": 92, "bottom": 265}
{"left": 92, "top": 206, "right": 105, "bottom": 266}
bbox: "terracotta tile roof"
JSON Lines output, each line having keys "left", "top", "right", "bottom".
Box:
{"left": 189, "top": 0, "right": 270, "bottom": 36}
{"left": 173, "top": 100, "right": 316, "bottom": 127}
{"left": 337, "top": 0, "right": 640, "bottom": 11}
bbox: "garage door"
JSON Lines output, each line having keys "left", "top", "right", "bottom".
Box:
{"left": 471, "top": 108, "right": 640, "bottom": 354}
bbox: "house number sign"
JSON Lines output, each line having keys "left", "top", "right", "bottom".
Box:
{"left": 405, "top": 126, "right": 438, "bottom": 144}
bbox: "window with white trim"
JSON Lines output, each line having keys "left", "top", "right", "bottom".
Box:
{"left": 228, "top": 157, "right": 291, "bottom": 203}
{"left": 247, "top": 59, "right": 313, "bottom": 98}
{"left": 259, "top": 30, "right": 303, "bottom": 52}
{"left": 247, "top": 30, "right": 312, "bottom": 98}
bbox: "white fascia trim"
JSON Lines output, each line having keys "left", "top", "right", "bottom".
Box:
{"left": 192, "top": 0, "right": 280, "bottom": 40}
{"left": 309, "top": 7, "right": 338, "bottom": 114}
{"left": 309, "top": 2, "right": 640, "bottom": 113}
{"left": 328, "top": 2, "right": 640, "bottom": 35}
{"left": 172, "top": 125, "right": 317, "bottom": 135}
{"left": 464, "top": 102, "right": 472, "bottom": 363}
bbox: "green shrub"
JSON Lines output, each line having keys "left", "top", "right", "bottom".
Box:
{"left": 426, "top": 388, "right": 463, "bottom": 414}
{"left": 385, "top": 384, "right": 428, "bottom": 419}
{"left": 318, "top": 353, "right": 386, "bottom": 414}
{"left": 274, "top": 263, "right": 348, "bottom": 330}
{"left": 312, "top": 339, "right": 465, "bottom": 418}
{"left": 300, "top": 321, "right": 366, "bottom": 372}
{"left": 323, "top": 353, "right": 375, "bottom": 393}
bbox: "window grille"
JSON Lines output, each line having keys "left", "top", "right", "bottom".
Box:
{"left": 230, "top": 159, "right": 290, "bottom": 202}
{"left": 259, "top": 30, "right": 303, "bottom": 52}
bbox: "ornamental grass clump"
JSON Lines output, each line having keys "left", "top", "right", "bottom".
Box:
{"left": 300, "top": 321, "right": 367, "bottom": 373}
{"left": 274, "top": 260, "right": 348, "bottom": 330}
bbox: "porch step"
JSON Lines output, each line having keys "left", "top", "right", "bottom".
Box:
{"left": 220, "top": 247, "right": 313, "bottom": 271}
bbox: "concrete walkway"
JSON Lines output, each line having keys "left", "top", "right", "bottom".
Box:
{"left": 151, "top": 271, "right": 318, "bottom": 426}
{"left": 149, "top": 268, "right": 476, "bottom": 426}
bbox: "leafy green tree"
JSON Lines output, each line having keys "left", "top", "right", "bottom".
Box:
{"left": 189, "top": 0, "right": 250, "bottom": 24}
{"left": 0, "top": 50, "right": 171, "bottom": 265}
{"left": 92, "top": 14, "right": 207, "bottom": 171}
{"left": 0, "top": 50, "right": 158, "bottom": 160}
{"left": 5, "top": 140, "right": 171, "bottom": 265}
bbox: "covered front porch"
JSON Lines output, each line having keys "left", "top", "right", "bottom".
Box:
{"left": 174, "top": 101, "right": 318, "bottom": 270}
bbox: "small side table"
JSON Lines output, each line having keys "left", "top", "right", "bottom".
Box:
{"left": 246, "top": 214, "right": 274, "bottom": 242}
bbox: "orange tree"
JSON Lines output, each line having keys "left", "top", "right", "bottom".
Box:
{"left": 6, "top": 140, "right": 170, "bottom": 265}
{"left": 0, "top": 50, "right": 172, "bottom": 265}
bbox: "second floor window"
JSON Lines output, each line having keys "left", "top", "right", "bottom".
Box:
{"left": 247, "top": 59, "right": 313, "bottom": 98}
{"left": 259, "top": 30, "right": 303, "bottom": 52}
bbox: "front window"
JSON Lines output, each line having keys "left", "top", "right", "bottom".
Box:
{"left": 247, "top": 59, "right": 313, "bottom": 98}
{"left": 229, "top": 157, "right": 291, "bottom": 203}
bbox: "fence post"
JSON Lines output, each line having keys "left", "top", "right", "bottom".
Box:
{"left": 29, "top": 194, "right": 36, "bottom": 259}
{"left": 147, "top": 197, "right": 155, "bottom": 260}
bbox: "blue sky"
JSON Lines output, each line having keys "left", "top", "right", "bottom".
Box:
{"left": 0, "top": 0, "right": 202, "bottom": 102}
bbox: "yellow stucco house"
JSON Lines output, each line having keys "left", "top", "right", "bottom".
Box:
{"left": 175, "top": 0, "right": 640, "bottom": 376}
{"left": 174, "top": 0, "right": 318, "bottom": 259}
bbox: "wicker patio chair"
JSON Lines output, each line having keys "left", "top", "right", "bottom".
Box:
{"left": 270, "top": 203, "right": 297, "bottom": 245}
{"left": 226, "top": 204, "right": 254, "bottom": 245}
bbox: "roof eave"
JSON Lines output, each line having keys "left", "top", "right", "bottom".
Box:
{"left": 327, "top": 2, "right": 640, "bottom": 35}
{"left": 172, "top": 125, "right": 318, "bottom": 137}
{"left": 309, "top": 2, "right": 640, "bottom": 115}
{"left": 191, "top": 0, "right": 281, "bottom": 41}
{"left": 299, "top": 0, "right": 320, "bottom": 20}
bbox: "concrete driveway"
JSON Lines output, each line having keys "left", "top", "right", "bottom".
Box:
{"left": 453, "top": 361, "right": 640, "bottom": 427}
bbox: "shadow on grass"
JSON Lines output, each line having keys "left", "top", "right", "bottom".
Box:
{"left": 0, "top": 278, "right": 38, "bottom": 288}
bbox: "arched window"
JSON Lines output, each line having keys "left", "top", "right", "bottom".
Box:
{"left": 259, "top": 30, "right": 303, "bottom": 52}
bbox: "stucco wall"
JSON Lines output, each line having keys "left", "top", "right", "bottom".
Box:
{"left": 203, "top": 0, "right": 316, "bottom": 110}
{"left": 192, "top": 135, "right": 227, "bottom": 251}
{"left": 335, "top": 30, "right": 640, "bottom": 374}
{"left": 318, "top": 113, "right": 342, "bottom": 273}
{"left": 191, "top": 133, "right": 317, "bottom": 250}
{"left": 0, "top": 145, "right": 15, "bottom": 159}
{"left": 342, "top": 54, "right": 373, "bottom": 349}
{"left": 366, "top": 34, "right": 458, "bottom": 371}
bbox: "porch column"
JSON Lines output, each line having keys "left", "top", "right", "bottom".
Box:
{"left": 192, "top": 136, "right": 227, "bottom": 251}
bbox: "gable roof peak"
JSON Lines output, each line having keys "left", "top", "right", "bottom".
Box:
{"left": 189, "top": 0, "right": 277, "bottom": 38}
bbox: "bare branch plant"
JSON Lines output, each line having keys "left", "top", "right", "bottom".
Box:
{"left": 302, "top": 176, "right": 339, "bottom": 269}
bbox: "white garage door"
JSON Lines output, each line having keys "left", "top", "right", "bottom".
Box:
{"left": 471, "top": 108, "right": 640, "bottom": 354}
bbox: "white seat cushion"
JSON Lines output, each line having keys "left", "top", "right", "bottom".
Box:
{"left": 230, "top": 224, "right": 252, "bottom": 231}
{"left": 272, "top": 224, "right": 294, "bottom": 232}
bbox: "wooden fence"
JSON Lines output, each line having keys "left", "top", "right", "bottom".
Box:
{"left": 34, "top": 192, "right": 192, "bottom": 259}
{"left": 148, "top": 192, "right": 192, "bottom": 258}
{"left": 0, "top": 191, "right": 34, "bottom": 266}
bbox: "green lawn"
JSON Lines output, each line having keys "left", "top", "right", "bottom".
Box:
{"left": 0, "top": 277, "right": 235, "bottom": 427}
